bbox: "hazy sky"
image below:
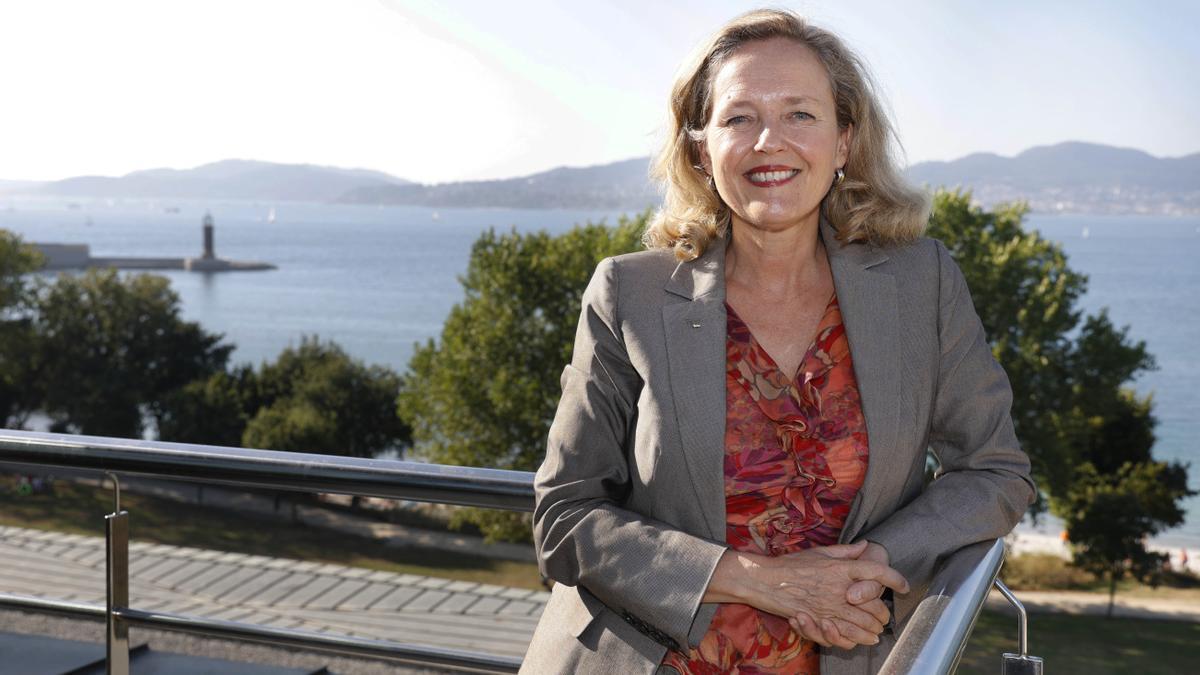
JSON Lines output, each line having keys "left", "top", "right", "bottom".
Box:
{"left": 2, "top": 0, "right": 1198, "bottom": 183}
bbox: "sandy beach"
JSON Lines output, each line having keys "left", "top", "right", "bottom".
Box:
{"left": 1011, "top": 519, "right": 1200, "bottom": 575}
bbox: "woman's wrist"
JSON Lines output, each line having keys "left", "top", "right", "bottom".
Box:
{"left": 701, "top": 549, "right": 767, "bottom": 605}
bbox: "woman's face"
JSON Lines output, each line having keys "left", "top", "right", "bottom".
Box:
{"left": 698, "top": 37, "right": 851, "bottom": 235}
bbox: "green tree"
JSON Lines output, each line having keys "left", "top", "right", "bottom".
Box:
{"left": 159, "top": 337, "right": 410, "bottom": 459}
{"left": 926, "top": 190, "right": 1087, "bottom": 502}
{"left": 928, "top": 189, "right": 1194, "bottom": 611}
{"left": 243, "top": 337, "right": 409, "bottom": 457}
{"left": 31, "top": 269, "right": 231, "bottom": 438}
{"left": 399, "top": 213, "right": 646, "bottom": 541}
{"left": 156, "top": 366, "right": 255, "bottom": 447}
{"left": 0, "top": 230, "right": 43, "bottom": 427}
{"left": 1058, "top": 461, "right": 1192, "bottom": 617}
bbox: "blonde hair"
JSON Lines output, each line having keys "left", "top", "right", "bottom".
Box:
{"left": 645, "top": 9, "right": 929, "bottom": 260}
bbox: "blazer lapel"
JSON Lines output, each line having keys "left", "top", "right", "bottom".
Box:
{"left": 662, "top": 236, "right": 728, "bottom": 541}
{"left": 821, "top": 218, "right": 901, "bottom": 543}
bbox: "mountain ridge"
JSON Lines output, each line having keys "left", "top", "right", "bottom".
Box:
{"left": 7, "top": 159, "right": 412, "bottom": 203}
{"left": 3, "top": 142, "right": 1197, "bottom": 215}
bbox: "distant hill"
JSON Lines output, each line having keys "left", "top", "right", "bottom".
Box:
{"left": 905, "top": 141, "right": 1200, "bottom": 215}
{"left": 337, "top": 142, "right": 1200, "bottom": 215}
{"left": 0, "top": 179, "right": 47, "bottom": 194}
{"left": 27, "top": 159, "right": 411, "bottom": 202}
{"left": 7, "top": 142, "right": 1198, "bottom": 214}
{"left": 337, "top": 157, "right": 660, "bottom": 210}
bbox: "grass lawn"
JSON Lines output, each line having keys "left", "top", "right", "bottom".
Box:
{"left": 1002, "top": 552, "right": 1200, "bottom": 604}
{"left": 960, "top": 609, "right": 1200, "bottom": 674}
{"left": 0, "top": 477, "right": 546, "bottom": 590}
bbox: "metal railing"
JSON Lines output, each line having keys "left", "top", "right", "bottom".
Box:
{"left": 879, "top": 539, "right": 1042, "bottom": 674}
{"left": 0, "top": 429, "right": 1040, "bottom": 674}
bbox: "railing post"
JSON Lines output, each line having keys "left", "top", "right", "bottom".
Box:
{"left": 994, "top": 579, "right": 1043, "bottom": 674}
{"left": 105, "top": 473, "right": 130, "bottom": 675}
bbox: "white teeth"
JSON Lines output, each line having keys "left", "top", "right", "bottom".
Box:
{"left": 748, "top": 170, "right": 798, "bottom": 182}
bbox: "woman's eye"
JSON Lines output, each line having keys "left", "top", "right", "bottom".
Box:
{"left": 791, "top": 111, "right": 814, "bottom": 121}
{"left": 724, "top": 115, "right": 750, "bottom": 126}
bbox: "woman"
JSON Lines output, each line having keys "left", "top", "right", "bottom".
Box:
{"left": 521, "top": 9, "right": 1035, "bottom": 675}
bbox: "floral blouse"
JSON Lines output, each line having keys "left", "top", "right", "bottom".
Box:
{"left": 660, "top": 293, "right": 870, "bottom": 674}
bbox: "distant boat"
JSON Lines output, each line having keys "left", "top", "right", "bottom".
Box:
{"left": 431, "top": 211, "right": 441, "bottom": 221}
{"left": 1081, "top": 226, "right": 1090, "bottom": 239}
{"left": 164, "top": 206, "right": 181, "bottom": 214}
{"left": 267, "top": 207, "right": 276, "bottom": 223}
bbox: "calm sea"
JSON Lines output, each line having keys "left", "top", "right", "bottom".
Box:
{"left": 3, "top": 197, "right": 1198, "bottom": 545}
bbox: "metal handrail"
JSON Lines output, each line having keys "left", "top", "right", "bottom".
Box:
{"left": 0, "top": 428, "right": 1033, "bottom": 673}
{"left": 0, "top": 429, "right": 534, "bottom": 510}
{"left": 879, "top": 538, "right": 1006, "bottom": 675}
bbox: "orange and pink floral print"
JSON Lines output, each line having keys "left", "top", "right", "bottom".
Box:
{"left": 661, "top": 294, "right": 869, "bottom": 675}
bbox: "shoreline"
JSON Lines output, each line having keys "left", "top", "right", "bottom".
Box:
{"left": 1013, "top": 518, "right": 1199, "bottom": 575}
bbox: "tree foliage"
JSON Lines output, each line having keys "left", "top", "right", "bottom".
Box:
{"left": 1057, "top": 461, "right": 1192, "bottom": 616}
{"left": 244, "top": 338, "right": 409, "bottom": 456}
{"left": 399, "top": 213, "right": 647, "bottom": 541}
{"left": 159, "top": 337, "right": 410, "bottom": 458}
{"left": 927, "top": 189, "right": 1194, "bottom": 608}
{"left": 0, "top": 230, "right": 44, "bottom": 427}
{"left": 156, "top": 366, "right": 255, "bottom": 448}
{"left": 31, "top": 268, "right": 231, "bottom": 437}
{"left": 926, "top": 191, "right": 1087, "bottom": 500}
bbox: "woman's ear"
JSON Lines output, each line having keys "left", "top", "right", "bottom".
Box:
{"left": 695, "top": 139, "right": 712, "bottom": 176}
{"left": 836, "top": 123, "right": 853, "bottom": 167}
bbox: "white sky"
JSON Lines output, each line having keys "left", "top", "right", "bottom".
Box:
{"left": 1, "top": 0, "right": 1197, "bottom": 183}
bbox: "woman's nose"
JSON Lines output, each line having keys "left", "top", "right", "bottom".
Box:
{"left": 754, "top": 124, "right": 784, "bottom": 152}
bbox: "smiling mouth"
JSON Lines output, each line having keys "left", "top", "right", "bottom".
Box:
{"left": 745, "top": 168, "right": 799, "bottom": 187}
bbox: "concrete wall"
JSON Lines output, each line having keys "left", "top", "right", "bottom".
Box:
{"left": 32, "top": 243, "right": 90, "bottom": 269}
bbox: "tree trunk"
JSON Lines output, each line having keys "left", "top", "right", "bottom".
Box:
{"left": 1107, "top": 574, "right": 1117, "bottom": 618}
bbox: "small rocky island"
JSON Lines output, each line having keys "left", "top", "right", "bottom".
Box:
{"left": 34, "top": 212, "right": 276, "bottom": 272}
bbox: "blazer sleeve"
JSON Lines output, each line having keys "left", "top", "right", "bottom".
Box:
{"left": 863, "top": 239, "right": 1037, "bottom": 588}
{"left": 533, "top": 257, "right": 728, "bottom": 651}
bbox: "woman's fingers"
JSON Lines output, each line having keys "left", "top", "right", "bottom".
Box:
{"left": 846, "top": 579, "right": 883, "bottom": 604}
{"left": 838, "top": 603, "right": 885, "bottom": 635}
{"left": 857, "top": 597, "right": 891, "bottom": 627}
{"left": 819, "top": 618, "right": 858, "bottom": 650}
{"left": 830, "top": 618, "right": 881, "bottom": 647}
{"left": 795, "top": 613, "right": 884, "bottom": 650}
{"left": 850, "top": 561, "right": 910, "bottom": 594}
{"left": 790, "top": 613, "right": 831, "bottom": 647}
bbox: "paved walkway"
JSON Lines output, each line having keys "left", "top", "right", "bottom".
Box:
{"left": 985, "top": 588, "right": 1200, "bottom": 623}
{"left": 0, "top": 525, "right": 546, "bottom": 659}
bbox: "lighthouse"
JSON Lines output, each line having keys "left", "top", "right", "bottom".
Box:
{"left": 182, "top": 211, "right": 274, "bottom": 271}
{"left": 202, "top": 212, "right": 215, "bottom": 259}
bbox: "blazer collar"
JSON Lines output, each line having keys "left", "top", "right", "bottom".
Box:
{"left": 663, "top": 214, "right": 890, "bottom": 301}
{"left": 820, "top": 215, "right": 890, "bottom": 271}
{"left": 664, "top": 234, "right": 726, "bottom": 300}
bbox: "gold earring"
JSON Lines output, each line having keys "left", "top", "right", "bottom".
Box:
{"left": 834, "top": 168, "right": 845, "bottom": 187}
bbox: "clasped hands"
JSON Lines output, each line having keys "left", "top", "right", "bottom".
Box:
{"left": 705, "top": 540, "right": 909, "bottom": 651}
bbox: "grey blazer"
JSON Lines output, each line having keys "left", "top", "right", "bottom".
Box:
{"left": 521, "top": 218, "right": 1036, "bottom": 675}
